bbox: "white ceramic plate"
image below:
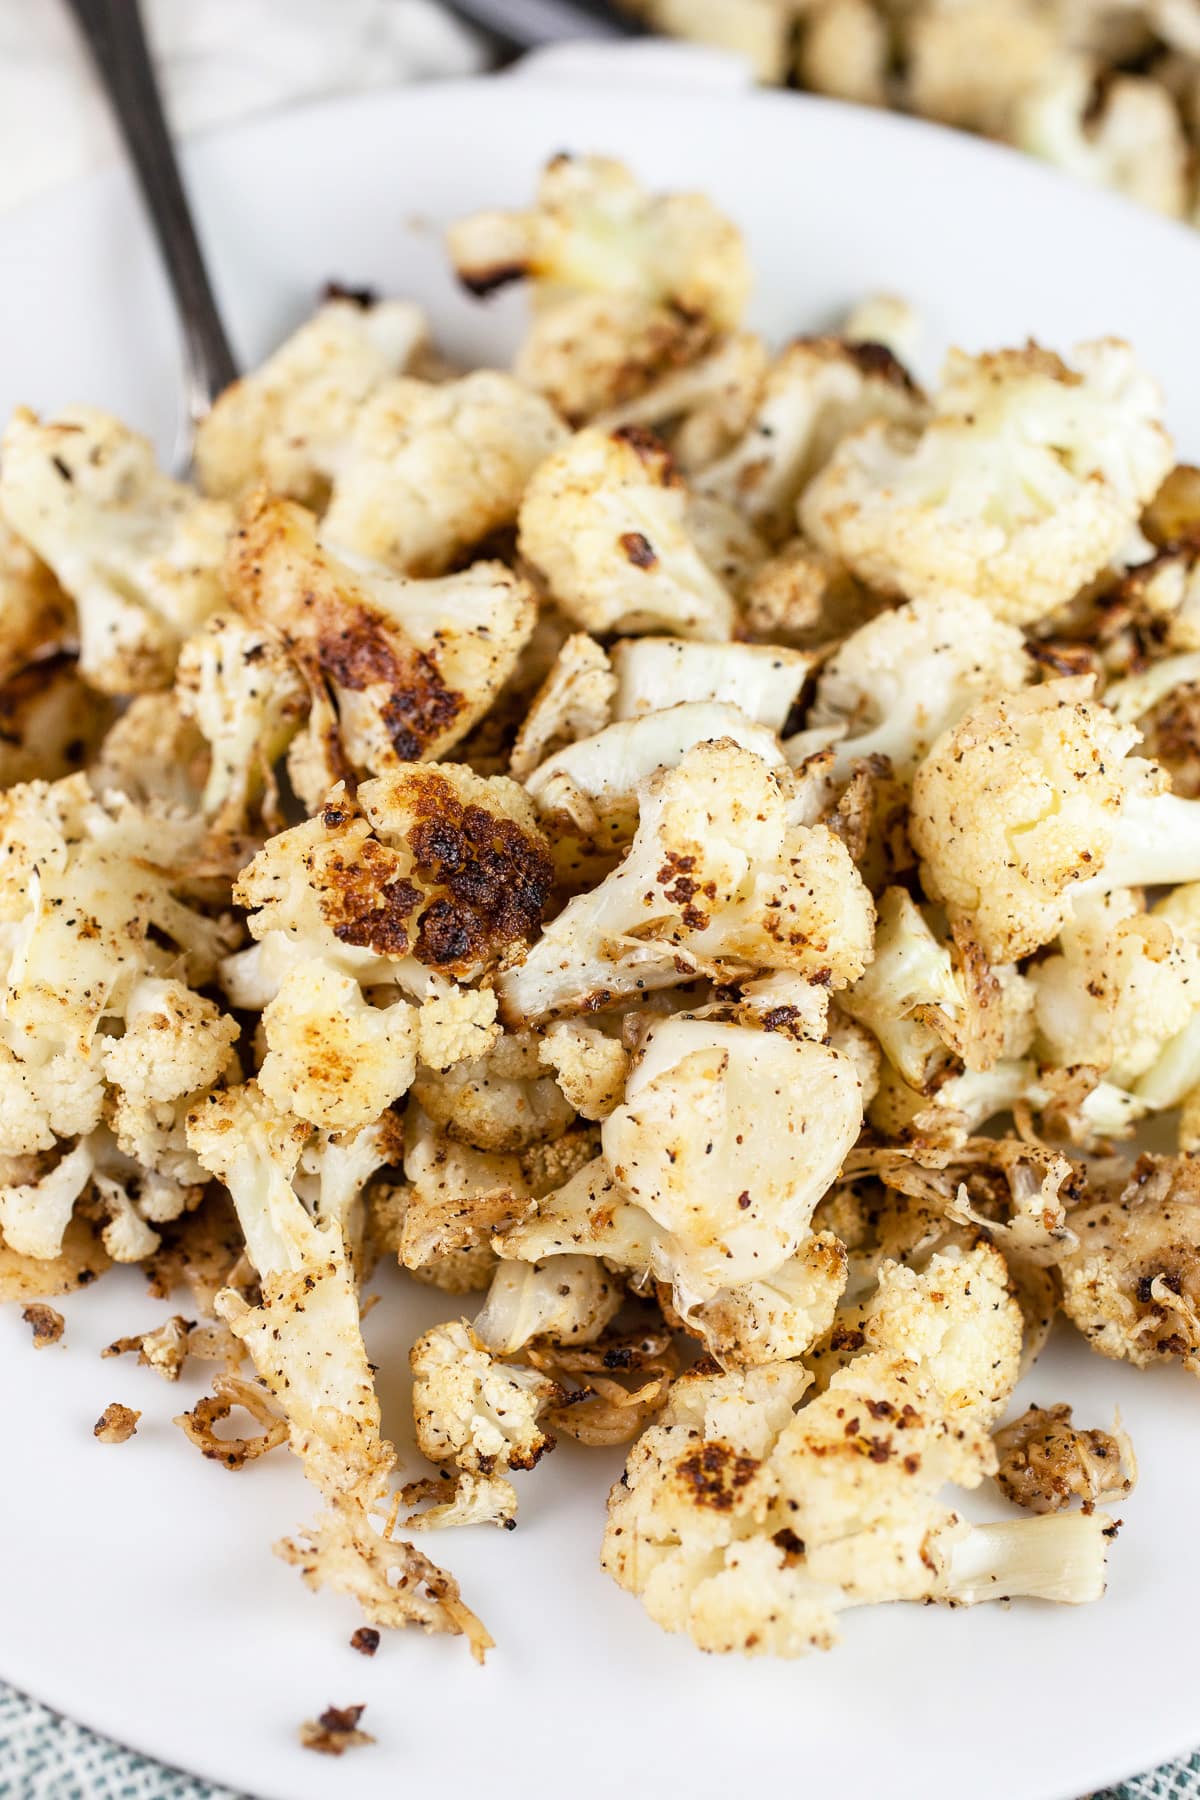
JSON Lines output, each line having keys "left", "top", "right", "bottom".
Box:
{"left": 1, "top": 74, "right": 1198, "bottom": 1800}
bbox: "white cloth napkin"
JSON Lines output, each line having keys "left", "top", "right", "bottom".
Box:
{"left": 0, "top": 0, "right": 486, "bottom": 213}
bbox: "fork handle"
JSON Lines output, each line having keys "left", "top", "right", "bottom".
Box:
{"left": 64, "top": 0, "right": 238, "bottom": 421}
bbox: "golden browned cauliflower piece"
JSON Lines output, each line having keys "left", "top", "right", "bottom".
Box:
{"left": 1060, "top": 1155, "right": 1200, "bottom": 1374}
{"left": 992, "top": 1403, "right": 1135, "bottom": 1514}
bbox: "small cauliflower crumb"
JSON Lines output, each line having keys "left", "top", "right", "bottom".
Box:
{"left": 299, "top": 1704, "right": 375, "bottom": 1756}
{"left": 21, "top": 1302, "right": 64, "bottom": 1348}
{"left": 93, "top": 1403, "right": 140, "bottom": 1443}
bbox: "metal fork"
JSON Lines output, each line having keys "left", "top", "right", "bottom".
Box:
{"left": 62, "top": 0, "right": 238, "bottom": 439}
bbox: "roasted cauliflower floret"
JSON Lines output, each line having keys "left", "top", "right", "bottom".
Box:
{"left": 450, "top": 154, "right": 749, "bottom": 421}
{"left": 500, "top": 1013, "right": 863, "bottom": 1323}
{"left": 0, "top": 407, "right": 231, "bottom": 693}
{"left": 518, "top": 427, "right": 736, "bottom": 642}
{"left": 841, "top": 887, "right": 1034, "bottom": 1089}
{"left": 321, "top": 372, "right": 566, "bottom": 577}
{"left": 905, "top": 0, "right": 1057, "bottom": 136}
{"left": 411, "top": 1319, "right": 563, "bottom": 1474}
{"left": 174, "top": 610, "right": 308, "bottom": 836}
{"left": 0, "top": 656, "right": 112, "bottom": 790}
{"left": 228, "top": 493, "right": 536, "bottom": 792}
{"left": 411, "top": 1029, "right": 573, "bottom": 1153}
{"left": 0, "top": 514, "right": 74, "bottom": 681}
{"left": 226, "top": 766, "right": 553, "bottom": 1004}
{"left": 500, "top": 740, "right": 874, "bottom": 1022}
{"left": 508, "top": 633, "right": 615, "bottom": 782}
{"left": 0, "top": 774, "right": 233, "bottom": 1170}
{"left": 193, "top": 295, "right": 429, "bottom": 502}
{"left": 792, "top": 591, "right": 1031, "bottom": 782}
{"left": 1014, "top": 55, "right": 1191, "bottom": 218}
{"left": 802, "top": 340, "right": 1172, "bottom": 626}
{"left": 1030, "top": 889, "right": 1200, "bottom": 1095}
{"left": 185, "top": 1083, "right": 486, "bottom": 1652}
{"left": 602, "top": 1246, "right": 1108, "bottom": 1656}
{"left": 102, "top": 977, "right": 240, "bottom": 1184}
{"left": 909, "top": 677, "right": 1200, "bottom": 961}
{"left": 1060, "top": 1154, "right": 1200, "bottom": 1374}
{"left": 257, "top": 962, "right": 418, "bottom": 1132}
{"left": 473, "top": 1253, "right": 622, "bottom": 1354}
{"left": 696, "top": 337, "right": 927, "bottom": 542}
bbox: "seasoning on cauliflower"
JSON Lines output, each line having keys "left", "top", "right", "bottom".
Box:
{"left": 256, "top": 962, "right": 418, "bottom": 1132}
{"left": 0, "top": 774, "right": 235, "bottom": 1177}
{"left": 0, "top": 407, "right": 232, "bottom": 693}
{"left": 696, "top": 337, "right": 927, "bottom": 543}
{"left": 992, "top": 1403, "right": 1136, "bottom": 1514}
{"left": 538, "top": 1019, "right": 630, "bottom": 1120}
{"left": 193, "top": 295, "right": 429, "bottom": 502}
{"left": 791, "top": 591, "right": 1031, "bottom": 784}
{"left": 0, "top": 515, "right": 74, "bottom": 681}
{"left": 449, "top": 154, "right": 750, "bottom": 422}
{"left": 411, "top": 1030, "right": 574, "bottom": 1153}
{"left": 802, "top": 340, "right": 1173, "bottom": 626}
{"left": 602, "top": 1245, "right": 1110, "bottom": 1656}
{"left": 228, "top": 492, "right": 536, "bottom": 791}
{"left": 841, "top": 887, "right": 1035, "bottom": 1089}
{"left": 186, "top": 1082, "right": 489, "bottom": 1655}
{"left": 1059, "top": 1153, "right": 1200, "bottom": 1374}
{"left": 226, "top": 766, "right": 554, "bottom": 1007}
{"left": 499, "top": 1013, "right": 863, "bottom": 1341}
{"left": 173, "top": 610, "right": 308, "bottom": 837}
{"left": 320, "top": 371, "right": 565, "bottom": 577}
{"left": 501, "top": 740, "right": 874, "bottom": 1023}
{"left": 411, "top": 1319, "right": 563, "bottom": 1474}
{"left": 0, "top": 655, "right": 112, "bottom": 790}
{"left": 472, "top": 1254, "right": 622, "bottom": 1355}
{"left": 518, "top": 427, "right": 736, "bottom": 642}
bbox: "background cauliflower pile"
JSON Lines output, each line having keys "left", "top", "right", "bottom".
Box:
{"left": 4, "top": 150, "right": 1196, "bottom": 1665}
{"left": 620, "top": 0, "right": 1200, "bottom": 224}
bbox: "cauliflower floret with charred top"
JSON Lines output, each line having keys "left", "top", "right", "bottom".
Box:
{"left": 500, "top": 740, "right": 874, "bottom": 1023}
{"left": 602, "top": 1245, "right": 1110, "bottom": 1656}
{"left": 225, "top": 765, "right": 553, "bottom": 1006}
{"left": 802, "top": 341, "right": 1172, "bottom": 626}
{"left": 321, "top": 372, "right": 565, "bottom": 577}
{"left": 449, "top": 154, "right": 750, "bottom": 422}
{"left": 228, "top": 493, "right": 536, "bottom": 796}
{"left": 193, "top": 296, "right": 429, "bottom": 503}
{"left": 0, "top": 408, "right": 231, "bottom": 693}
{"left": 518, "top": 427, "right": 737, "bottom": 642}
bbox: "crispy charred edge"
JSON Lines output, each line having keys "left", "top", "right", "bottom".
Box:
{"left": 324, "top": 772, "right": 553, "bottom": 971}
{"left": 992, "top": 1402, "right": 1129, "bottom": 1515}
{"left": 313, "top": 607, "right": 465, "bottom": 762}
{"left": 611, "top": 423, "right": 682, "bottom": 485}
{"left": 792, "top": 332, "right": 924, "bottom": 396}
{"left": 674, "top": 1439, "right": 762, "bottom": 1511}
{"left": 174, "top": 1375, "right": 289, "bottom": 1470}
{"left": 457, "top": 262, "right": 531, "bottom": 299}
{"left": 299, "top": 1703, "right": 375, "bottom": 1755}
{"left": 320, "top": 280, "right": 378, "bottom": 309}
{"left": 528, "top": 1325, "right": 680, "bottom": 1447}
{"left": 229, "top": 490, "right": 466, "bottom": 765}
{"left": 21, "top": 1303, "right": 64, "bottom": 1347}
{"left": 94, "top": 1402, "right": 140, "bottom": 1443}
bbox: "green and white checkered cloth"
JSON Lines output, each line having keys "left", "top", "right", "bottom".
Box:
{"left": 0, "top": 1676, "right": 1192, "bottom": 1798}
